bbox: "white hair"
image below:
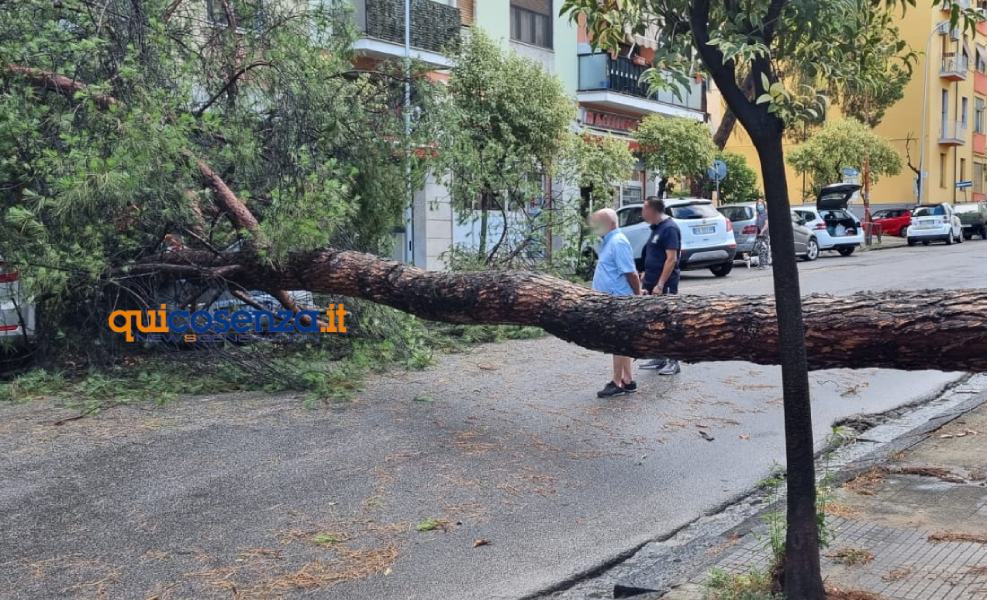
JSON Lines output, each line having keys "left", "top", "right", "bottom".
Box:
{"left": 594, "top": 208, "right": 619, "bottom": 227}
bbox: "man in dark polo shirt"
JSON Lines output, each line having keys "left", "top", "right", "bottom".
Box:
{"left": 638, "top": 196, "right": 682, "bottom": 376}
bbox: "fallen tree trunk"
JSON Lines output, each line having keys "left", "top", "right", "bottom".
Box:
{"left": 222, "top": 248, "right": 987, "bottom": 372}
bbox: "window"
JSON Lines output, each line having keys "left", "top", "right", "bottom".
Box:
{"left": 962, "top": 96, "right": 969, "bottom": 127}
{"left": 620, "top": 185, "right": 642, "bottom": 206}
{"left": 961, "top": 158, "right": 967, "bottom": 182}
{"left": 978, "top": 45, "right": 987, "bottom": 73}
{"left": 667, "top": 202, "right": 720, "bottom": 220}
{"left": 976, "top": 162, "right": 986, "bottom": 194}
{"left": 940, "top": 153, "right": 947, "bottom": 188}
{"left": 619, "top": 206, "right": 643, "bottom": 227}
{"left": 976, "top": 98, "right": 985, "bottom": 133}
{"left": 942, "top": 90, "right": 950, "bottom": 138}
{"left": 718, "top": 206, "right": 754, "bottom": 222}
{"left": 510, "top": 1, "right": 553, "bottom": 49}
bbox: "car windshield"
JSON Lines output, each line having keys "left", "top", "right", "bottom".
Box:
{"left": 914, "top": 205, "right": 946, "bottom": 217}
{"left": 669, "top": 202, "right": 719, "bottom": 220}
{"left": 718, "top": 205, "right": 753, "bottom": 221}
{"left": 954, "top": 204, "right": 977, "bottom": 214}
{"left": 619, "top": 207, "right": 643, "bottom": 227}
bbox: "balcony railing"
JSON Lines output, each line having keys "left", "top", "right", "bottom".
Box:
{"left": 940, "top": 120, "right": 968, "bottom": 145}
{"left": 941, "top": 55, "right": 968, "bottom": 80}
{"left": 364, "top": 0, "right": 460, "bottom": 54}
{"left": 578, "top": 53, "right": 704, "bottom": 112}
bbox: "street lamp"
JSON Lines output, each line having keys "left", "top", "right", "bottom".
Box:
{"left": 918, "top": 20, "right": 951, "bottom": 206}
{"left": 403, "top": 0, "right": 415, "bottom": 265}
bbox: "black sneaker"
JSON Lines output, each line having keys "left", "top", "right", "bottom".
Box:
{"left": 622, "top": 380, "right": 638, "bottom": 393}
{"left": 597, "top": 381, "right": 627, "bottom": 398}
{"left": 638, "top": 359, "right": 668, "bottom": 370}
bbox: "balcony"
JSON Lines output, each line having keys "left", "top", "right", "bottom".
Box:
{"left": 354, "top": 0, "right": 460, "bottom": 68}
{"left": 940, "top": 120, "right": 968, "bottom": 145}
{"left": 941, "top": 55, "right": 968, "bottom": 81}
{"left": 577, "top": 53, "right": 705, "bottom": 119}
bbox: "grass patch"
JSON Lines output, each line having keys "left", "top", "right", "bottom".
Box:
{"left": 705, "top": 568, "right": 780, "bottom": 600}
{"left": 415, "top": 518, "right": 446, "bottom": 532}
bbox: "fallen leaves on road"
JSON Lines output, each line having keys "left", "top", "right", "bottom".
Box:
{"left": 415, "top": 518, "right": 448, "bottom": 532}
{"left": 472, "top": 538, "right": 491, "bottom": 548}
{"left": 827, "top": 547, "right": 875, "bottom": 566}
{"left": 881, "top": 566, "right": 912, "bottom": 582}
{"left": 938, "top": 429, "right": 979, "bottom": 439}
{"left": 844, "top": 468, "right": 887, "bottom": 496}
{"left": 699, "top": 430, "right": 715, "bottom": 442}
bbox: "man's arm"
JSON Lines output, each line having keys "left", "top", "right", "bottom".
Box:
{"left": 625, "top": 271, "right": 642, "bottom": 296}
{"left": 657, "top": 249, "right": 677, "bottom": 292}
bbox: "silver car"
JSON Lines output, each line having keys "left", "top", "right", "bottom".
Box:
{"left": 719, "top": 203, "right": 818, "bottom": 261}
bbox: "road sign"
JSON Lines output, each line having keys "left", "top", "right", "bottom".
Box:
{"left": 956, "top": 180, "right": 974, "bottom": 189}
{"left": 708, "top": 160, "right": 728, "bottom": 182}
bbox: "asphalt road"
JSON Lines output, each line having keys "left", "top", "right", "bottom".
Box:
{"left": 0, "top": 241, "right": 984, "bottom": 600}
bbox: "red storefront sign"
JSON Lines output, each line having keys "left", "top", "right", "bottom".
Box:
{"left": 583, "top": 110, "right": 640, "bottom": 134}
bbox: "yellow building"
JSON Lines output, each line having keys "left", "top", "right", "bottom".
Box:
{"left": 727, "top": 3, "right": 987, "bottom": 209}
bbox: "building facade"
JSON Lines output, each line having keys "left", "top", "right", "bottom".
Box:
{"left": 726, "top": 2, "right": 987, "bottom": 210}
{"left": 349, "top": 1, "right": 718, "bottom": 269}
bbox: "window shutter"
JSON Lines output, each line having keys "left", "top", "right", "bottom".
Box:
{"left": 511, "top": 0, "right": 552, "bottom": 16}
{"left": 457, "top": 0, "right": 474, "bottom": 25}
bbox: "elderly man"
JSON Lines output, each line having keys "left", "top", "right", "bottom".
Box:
{"left": 589, "top": 208, "right": 642, "bottom": 398}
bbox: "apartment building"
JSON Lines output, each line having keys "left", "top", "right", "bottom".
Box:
{"left": 349, "top": 1, "right": 717, "bottom": 269}
{"left": 726, "top": 2, "right": 987, "bottom": 210}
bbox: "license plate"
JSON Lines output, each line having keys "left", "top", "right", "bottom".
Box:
{"left": 693, "top": 225, "right": 715, "bottom": 235}
{"left": 916, "top": 222, "right": 936, "bottom": 229}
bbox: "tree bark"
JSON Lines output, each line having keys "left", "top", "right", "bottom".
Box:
{"left": 182, "top": 246, "right": 987, "bottom": 373}
{"left": 756, "top": 135, "right": 826, "bottom": 600}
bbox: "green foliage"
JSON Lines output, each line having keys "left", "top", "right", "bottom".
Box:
{"left": 0, "top": 0, "right": 442, "bottom": 357}
{"left": 559, "top": 134, "right": 636, "bottom": 202}
{"left": 439, "top": 30, "right": 574, "bottom": 260}
{"left": 706, "top": 152, "right": 761, "bottom": 204}
{"left": 787, "top": 119, "right": 902, "bottom": 195}
{"left": 705, "top": 568, "right": 781, "bottom": 600}
{"left": 634, "top": 115, "right": 715, "bottom": 183}
{"left": 560, "top": 1, "right": 959, "bottom": 131}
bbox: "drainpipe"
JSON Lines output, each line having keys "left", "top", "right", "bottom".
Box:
{"left": 403, "top": 0, "right": 415, "bottom": 265}
{"left": 919, "top": 21, "right": 950, "bottom": 206}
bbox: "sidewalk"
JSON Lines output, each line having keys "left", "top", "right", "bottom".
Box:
{"left": 859, "top": 235, "right": 908, "bottom": 252}
{"left": 662, "top": 396, "right": 987, "bottom": 600}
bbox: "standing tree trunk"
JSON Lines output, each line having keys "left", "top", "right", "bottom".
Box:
{"left": 755, "top": 134, "right": 826, "bottom": 599}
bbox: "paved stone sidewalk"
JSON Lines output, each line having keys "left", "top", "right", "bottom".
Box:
{"left": 663, "top": 398, "right": 987, "bottom": 600}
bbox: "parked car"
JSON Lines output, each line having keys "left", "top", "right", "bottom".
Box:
{"left": 789, "top": 211, "right": 820, "bottom": 261}
{"left": 613, "top": 198, "right": 738, "bottom": 277}
{"left": 907, "top": 203, "right": 963, "bottom": 246}
{"left": 0, "top": 260, "right": 36, "bottom": 342}
{"left": 871, "top": 208, "right": 911, "bottom": 237}
{"left": 790, "top": 183, "right": 864, "bottom": 256}
{"left": 954, "top": 202, "right": 987, "bottom": 240}
{"left": 717, "top": 203, "right": 758, "bottom": 255}
{"left": 719, "top": 202, "right": 818, "bottom": 261}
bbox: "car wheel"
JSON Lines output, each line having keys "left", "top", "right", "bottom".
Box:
{"left": 710, "top": 262, "right": 733, "bottom": 277}
{"left": 981, "top": 225, "right": 987, "bottom": 240}
{"left": 803, "top": 238, "right": 819, "bottom": 261}
{"left": 958, "top": 230, "right": 964, "bottom": 244}
{"left": 963, "top": 231, "right": 973, "bottom": 241}
{"left": 907, "top": 237, "right": 917, "bottom": 246}
{"left": 946, "top": 231, "right": 954, "bottom": 245}
{"left": 899, "top": 226, "right": 909, "bottom": 237}
{"left": 837, "top": 246, "right": 855, "bottom": 256}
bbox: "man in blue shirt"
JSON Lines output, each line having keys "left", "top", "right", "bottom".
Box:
{"left": 590, "top": 208, "right": 642, "bottom": 398}
{"left": 639, "top": 197, "right": 682, "bottom": 375}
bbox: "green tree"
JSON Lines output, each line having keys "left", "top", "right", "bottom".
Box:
{"left": 440, "top": 30, "right": 574, "bottom": 262}
{"left": 705, "top": 152, "right": 761, "bottom": 204}
{"left": 788, "top": 119, "right": 902, "bottom": 195}
{"left": 561, "top": 1, "right": 977, "bottom": 597}
{"left": 634, "top": 115, "right": 715, "bottom": 198}
{"left": 0, "top": 0, "right": 442, "bottom": 357}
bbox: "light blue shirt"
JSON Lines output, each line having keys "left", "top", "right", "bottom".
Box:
{"left": 592, "top": 228, "right": 636, "bottom": 296}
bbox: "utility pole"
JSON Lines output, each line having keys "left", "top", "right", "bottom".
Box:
{"left": 403, "top": 0, "right": 415, "bottom": 265}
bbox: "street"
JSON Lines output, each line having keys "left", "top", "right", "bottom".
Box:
{"left": 0, "top": 242, "right": 983, "bottom": 600}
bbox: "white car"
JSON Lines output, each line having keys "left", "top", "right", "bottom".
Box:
{"left": 906, "top": 203, "right": 964, "bottom": 246}
{"left": 613, "top": 197, "right": 738, "bottom": 277}
{"left": 791, "top": 183, "right": 864, "bottom": 256}
{"left": 0, "top": 260, "right": 35, "bottom": 342}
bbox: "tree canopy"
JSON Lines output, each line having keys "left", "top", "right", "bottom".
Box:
{"left": 788, "top": 119, "right": 903, "bottom": 194}
{"left": 633, "top": 115, "right": 715, "bottom": 197}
